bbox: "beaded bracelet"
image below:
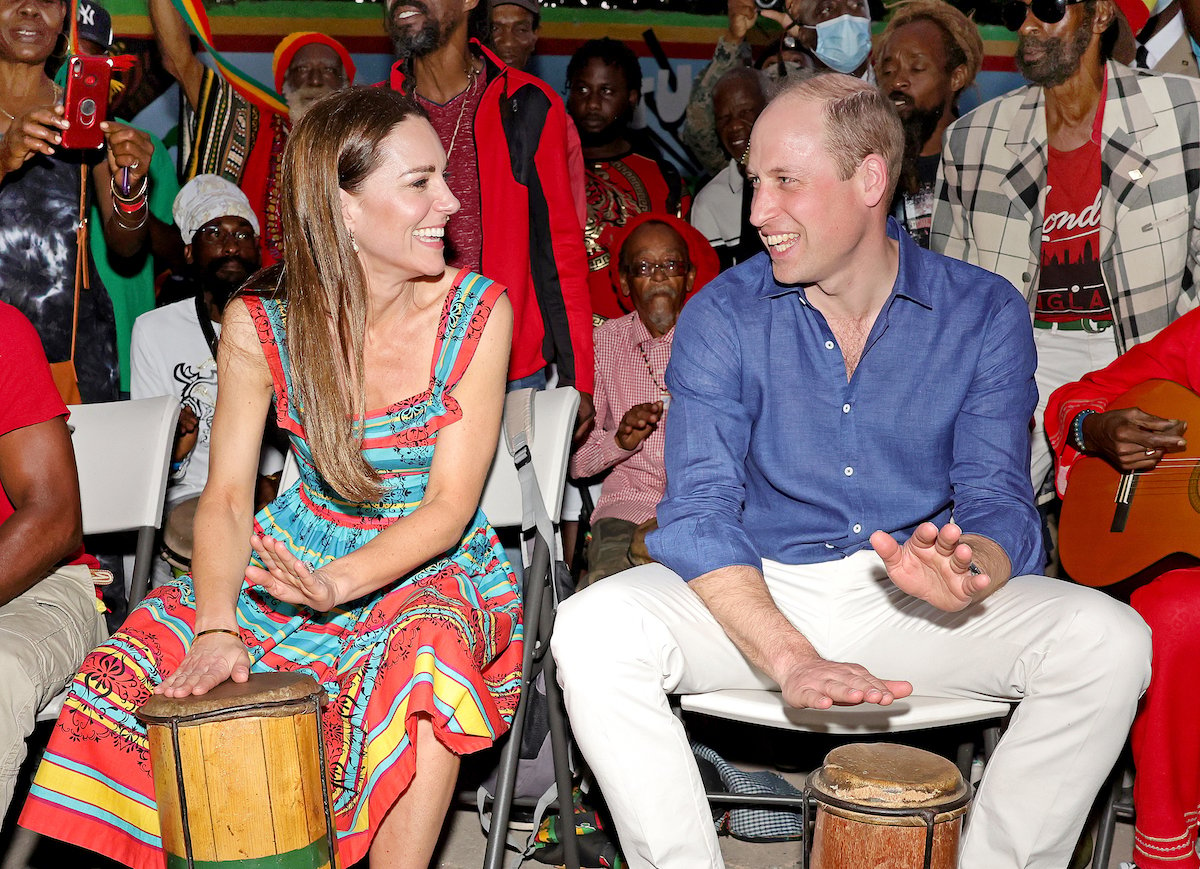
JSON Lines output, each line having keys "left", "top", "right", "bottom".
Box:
{"left": 1070, "top": 409, "right": 1098, "bottom": 453}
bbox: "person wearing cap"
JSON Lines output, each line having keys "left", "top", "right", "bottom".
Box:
{"left": 487, "top": 0, "right": 540, "bottom": 72}
{"left": 130, "top": 176, "right": 281, "bottom": 587}
{"left": 874, "top": 0, "right": 982, "bottom": 249}
{"left": 149, "top": 0, "right": 354, "bottom": 266}
{"left": 932, "top": 0, "right": 1200, "bottom": 504}
{"left": 75, "top": 0, "right": 182, "bottom": 397}
{"left": 569, "top": 214, "right": 717, "bottom": 585}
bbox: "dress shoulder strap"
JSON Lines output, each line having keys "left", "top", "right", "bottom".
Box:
{"left": 431, "top": 269, "right": 508, "bottom": 395}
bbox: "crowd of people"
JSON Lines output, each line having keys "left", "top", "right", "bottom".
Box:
{"left": 1, "top": 0, "right": 1199, "bottom": 866}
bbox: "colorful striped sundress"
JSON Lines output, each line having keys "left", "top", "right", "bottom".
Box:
{"left": 19, "top": 270, "right": 523, "bottom": 869}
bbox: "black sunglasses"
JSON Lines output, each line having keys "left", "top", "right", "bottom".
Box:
{"left": 1002, "top": 0, "right": 1086, "bottom": 30}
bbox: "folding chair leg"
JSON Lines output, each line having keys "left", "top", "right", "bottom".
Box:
{"left": 483, "top": 543, "right": 550, "bottom": 869}
{"left": 1091, "top": 761, "right": 1125, "bottom": 869}
{"left": 128, "top": 526, "right": 156, "bottom": 609}
{"left": 543, "top": 651, "right": 580, "bottom": 869}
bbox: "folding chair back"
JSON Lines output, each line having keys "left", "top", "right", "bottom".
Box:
{"left": 67, "top": 396, "right": 180, "bottom": 608}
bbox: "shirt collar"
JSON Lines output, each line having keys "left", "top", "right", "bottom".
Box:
{"left": 753, "top": 217, "right": 933, "bottom": 310}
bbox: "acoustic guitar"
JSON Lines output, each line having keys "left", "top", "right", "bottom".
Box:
{"left": 1058, "top": 379, "right": 1200, "bottom": 587}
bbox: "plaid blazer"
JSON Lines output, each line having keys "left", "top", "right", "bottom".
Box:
{"left": 930, "top": 62, "right": 1200, "bottom": 353}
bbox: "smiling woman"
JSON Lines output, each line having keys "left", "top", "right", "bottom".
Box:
{"left": 0, "top": 0, "right": 152, "bottom": 403}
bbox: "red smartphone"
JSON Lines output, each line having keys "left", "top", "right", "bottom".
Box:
{"left": 60, "top": 54, "right": 111, "bottom": 150}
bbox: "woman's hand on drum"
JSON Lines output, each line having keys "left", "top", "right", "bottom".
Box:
{"left": 157, "top": 631, "right": 251, "bottom": 697}
{"left": 0, "top": 104, "right": 66, "bottom": 172}
{"left": 246, "top": 534, "right": 341, "bottom": 611}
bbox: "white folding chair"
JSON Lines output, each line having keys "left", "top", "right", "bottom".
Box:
{"left": 67, "top": 395, "right": 180, "bottom": 611}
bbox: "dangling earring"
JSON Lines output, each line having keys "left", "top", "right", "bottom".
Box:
{"left": 349, "top": 228, "right": 359, "bottom": 252}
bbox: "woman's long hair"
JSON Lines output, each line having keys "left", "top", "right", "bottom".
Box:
{"left": 279, "top": 86, "right": 428, "bottom": 502}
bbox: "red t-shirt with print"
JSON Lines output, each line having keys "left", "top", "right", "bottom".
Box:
{"left": 1035, "top": 81, "right": 1112, "bottom": 323}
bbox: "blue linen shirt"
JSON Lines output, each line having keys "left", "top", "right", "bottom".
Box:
{"left": 647, "top": 219, "right": 1042, "bottom": 581}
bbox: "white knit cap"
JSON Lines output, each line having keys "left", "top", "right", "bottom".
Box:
{"left": 172, "top": 175, "right": 260, "bottom": 245}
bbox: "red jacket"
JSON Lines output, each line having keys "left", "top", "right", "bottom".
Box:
{"left": 389, "top": 44, "right": 594, "bottom": 393}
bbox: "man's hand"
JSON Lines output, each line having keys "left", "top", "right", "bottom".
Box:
{"left": 572, "top": 391, "right": 596, "bottom": 447}
{"left": 173, "top": 405, "right": 199, "bottom": 463}
{"left": 871, "top": 522, "right": 992, "bottom": 612}
{"left": 727, "top": 0, "right": 759, "bottom": 41}
{"left": 778, "top": 654, "right": 913, "bottom": 709}
{"left": 1082, "top": 407, "right": 1187, "bottom": 472}
{"left": 615, "top": 401, "right": 663, "bottom": 451}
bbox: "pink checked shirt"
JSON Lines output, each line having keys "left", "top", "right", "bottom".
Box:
{"left": 570, "top": 312, "right": 672, "bottom": 525}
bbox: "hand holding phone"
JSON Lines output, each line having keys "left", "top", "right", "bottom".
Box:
{"left": 61, "top": 54, "right": 111, "bottom": 150}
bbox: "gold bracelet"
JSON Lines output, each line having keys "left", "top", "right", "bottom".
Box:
{"left": 194, "top": 628, "right": 241, "bottom": 641}
{"left": 109, "top": 173, "right": 148, "bottom": 202}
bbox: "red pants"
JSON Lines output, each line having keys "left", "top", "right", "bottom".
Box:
{"left": 1131, "top": 567, "right": 1200, "bottom": 868}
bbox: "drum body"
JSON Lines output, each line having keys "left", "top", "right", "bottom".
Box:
{"left": 161, "top": 496, "right": 199, "bottom": 575}
{"left": 807, "top": 742, "right": 970, "bottom": 869}
{"left": 137, "top": 672, "right": 338, "bottom": 869}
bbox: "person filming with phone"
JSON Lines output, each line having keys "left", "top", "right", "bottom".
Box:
{"left": 0, "top": 0, "right": 153, "bottom": 404}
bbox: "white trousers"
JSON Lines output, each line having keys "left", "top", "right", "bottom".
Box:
{"left": 552, "top": 553, "right": 1151, "bottom": 869}
{"left": 0, "top": 563, "right": 106, "bottom": 813}
{"left": 1030, "top": 327, "right": 1120, "bottom": 498}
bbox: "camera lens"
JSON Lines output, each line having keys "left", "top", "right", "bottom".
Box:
{"left": 754, "top": 0, "right": 787, "bottom": 10}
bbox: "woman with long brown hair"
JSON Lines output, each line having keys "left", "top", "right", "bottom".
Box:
{"left": 20, "top": 85, "right": 522, "bottom": 869}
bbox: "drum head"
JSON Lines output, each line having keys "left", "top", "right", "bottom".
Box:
{"left": 810, "top": 743, "right": 967, "bottom": 810}
{"left": 137, "top": 672, "right": 324, "bottom": 725}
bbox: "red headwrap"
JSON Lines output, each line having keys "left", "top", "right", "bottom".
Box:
{"left": 273, "top": 32, "right": 357, "bottom": 95}
{"left": 602, "top": 212, "right": 722, "bottom": 315}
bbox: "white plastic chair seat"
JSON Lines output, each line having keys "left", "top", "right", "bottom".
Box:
{"left": 681, "top": 689, "right": 1010, "bottom": 735}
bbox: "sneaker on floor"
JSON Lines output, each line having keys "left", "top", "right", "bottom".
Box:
{"left": 1119, "top": 862, "right": 1139, "bottom": 868}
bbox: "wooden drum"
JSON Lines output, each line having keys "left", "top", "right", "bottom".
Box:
{"left": 806, "top": 742, "right": 970, "bottom": 869}
{"left": 137, "top": 672, "right": 338, "bottom": 869}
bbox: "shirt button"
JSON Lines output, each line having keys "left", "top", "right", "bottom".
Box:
{"left": 842, "top": 403, "right": 851, "bottom": 413}
{"left": 853, "top": 523, "right": 862, "bottom": 534}
{"left": 824, "top": 340, "right": 835, "bottom": 350}
{"left": 844, "top": 467, "right": 854, "bottom": 476}
{"left": 824, "top": 543, "right": 835, "bottom": 549}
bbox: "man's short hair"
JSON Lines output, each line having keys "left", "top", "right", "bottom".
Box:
{"left": 773, "top": 73, "right": 905, "bottom": 204}
{"left": 566, "top": 37, "right": 643, "bottom": 96}
{"left": 713, "top": 66, "right": 769, "bottom": 104}
{"left": 875, "top": 0, "right": 984, "bottom": 90}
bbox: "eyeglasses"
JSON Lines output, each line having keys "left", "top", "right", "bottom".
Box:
{"left": 194, "top": 225, "right": 256, "bottom": 246}
{"left": 1002, "top": 0, "right": 1086, "bottom": 30}
{"left": 625, "top": 259, "right": 689, "bottom": 278}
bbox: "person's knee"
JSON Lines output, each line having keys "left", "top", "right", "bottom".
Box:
{"left": 1058, "top": 589, "right": 1152, "bottom": 690}
{"left": 552, "top": 569, "right": 668, "bottom": 680}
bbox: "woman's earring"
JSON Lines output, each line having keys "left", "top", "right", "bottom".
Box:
{"left": 349, "top": 229, "right": 359, "bottom": 252}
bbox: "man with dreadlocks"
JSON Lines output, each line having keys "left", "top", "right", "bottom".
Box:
{"left": 874, "top": 0, "right": 983, "bottom": 248}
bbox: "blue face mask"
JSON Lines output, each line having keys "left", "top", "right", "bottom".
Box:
{"left": 807, "top": 14, "right": 872, "bottom": 74}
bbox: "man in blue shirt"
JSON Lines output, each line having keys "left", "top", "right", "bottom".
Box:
{"left": 552, "top": 73, "right": 1152, "bottom": 868}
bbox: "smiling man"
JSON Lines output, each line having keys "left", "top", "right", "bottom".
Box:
{"left": 931, "top": 0, "right": 1200, "bottom": 500}
{"left": 874, "top": 0, "right": 982, "bottom": 247}
{"left": 552, "top": 73, "right": 1151, "bottom": 869}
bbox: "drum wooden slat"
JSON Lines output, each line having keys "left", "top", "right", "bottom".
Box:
{"left": 807, "top": 743, "right": 969, "bottom": 869}
{"left": 139, "top": 673, "right": 336, "bottom": 869}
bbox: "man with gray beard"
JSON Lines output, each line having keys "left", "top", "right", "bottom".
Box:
{"left": 149, "top": 0, "right": 354, "bottom": 266}
{"left": 930, "top": 0, "right": 1200, "bottom": 504}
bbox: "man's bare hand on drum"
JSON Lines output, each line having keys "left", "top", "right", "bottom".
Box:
{"left": 246, "top": 534, "right": 340, "bottom": 611}
{"left": 778, "top": 655, "right": 913, "bottom": 710}
{"left": 157, "top": 631, "right": 250, "bottom": 697}
{"left": 871, "top": 522, "right": 1009, "bottom": 612}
